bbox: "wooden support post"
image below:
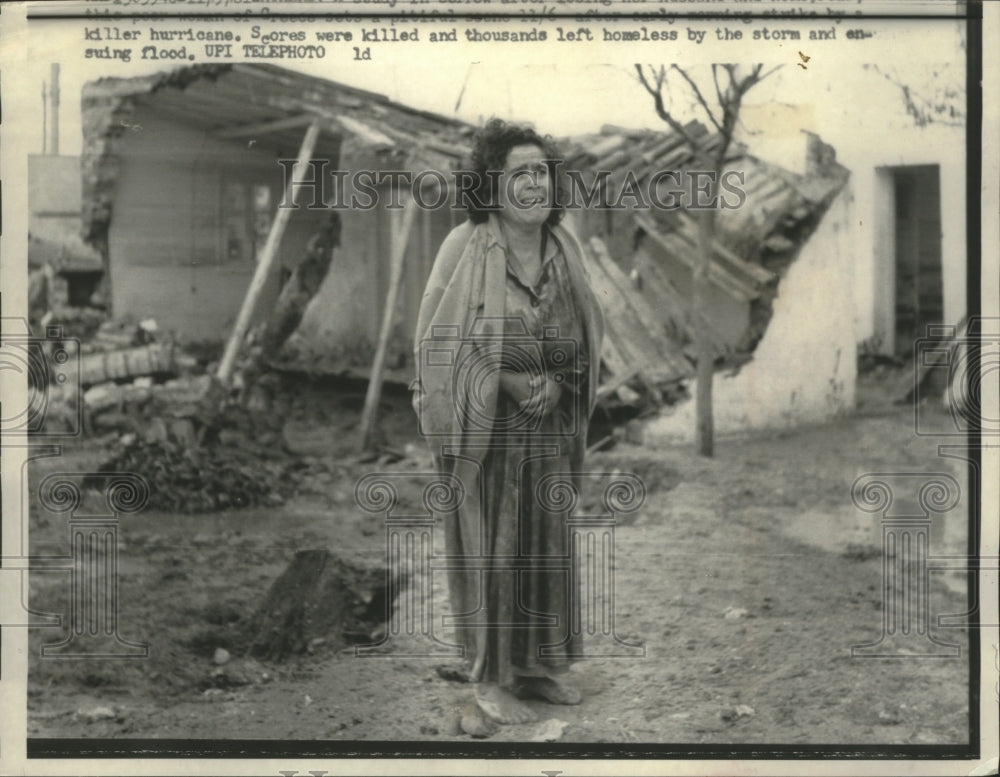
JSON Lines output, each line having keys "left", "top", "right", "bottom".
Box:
{"left": 216, "top": 119, "right": 321, "bottom": 388}
{"left": 359, "top": 195, "right": 417, "bottom": 450}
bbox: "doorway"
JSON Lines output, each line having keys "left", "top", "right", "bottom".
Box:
{"left": 892, "top": 165, "right": 943, "bottom": 357}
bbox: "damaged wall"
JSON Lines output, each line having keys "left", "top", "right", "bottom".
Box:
{"left": 645, "top": 182, "right": 856, "bottom": 444}
{"left": 284, "top": 196, "right": 460, "bottom": 373}
{"left": 281, "top": 174, "right": 383, "bottom": 369}
{"left": 285, "top": 135, "right": 462, "bottom": 373}
{"left": 107, "top": 107, "right": 329, "bottom": 341}
{"left": 83, "top": 65, "right": 473, "bottom": 363}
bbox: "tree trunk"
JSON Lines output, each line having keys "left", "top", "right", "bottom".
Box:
{"left": 693, "top": 206, "right": 716, "bottom": 457}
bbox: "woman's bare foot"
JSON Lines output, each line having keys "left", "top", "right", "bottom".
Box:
{"left": 475, "top": 683, "right": 538, "bottom": 724}
{"left": 514, "top": 676, "right": 583, "bottom": 705}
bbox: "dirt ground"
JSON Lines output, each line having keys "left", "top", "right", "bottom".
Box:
{"left": 25, "top": 371, "right": 972, "bottom": 745}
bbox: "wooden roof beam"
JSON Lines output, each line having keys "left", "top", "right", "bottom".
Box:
{"left": 671, "top": 215, "right": 777, "bottom": 285}
{"left": 635, "top": 213, "right": 757, "bottom": 301}
{"left": 215, "top": 112, "right": 320, "bottom": 139}
{"left": 336, "top": 115, "right": 396, "bottom": 148}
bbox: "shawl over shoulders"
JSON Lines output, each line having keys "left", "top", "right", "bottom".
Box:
{"left": 411, "top": 217, "right": 604, "bottom": 461}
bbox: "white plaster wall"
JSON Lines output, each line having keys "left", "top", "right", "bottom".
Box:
{"left": 741, "top": 64, "right": 967, "bottom": 354}
{"left": 646, "top": 184, "right": 856, "bottom": 445}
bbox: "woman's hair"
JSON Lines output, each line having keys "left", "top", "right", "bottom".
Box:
{"left": 465, "top": 118, "right": 565, "bottom": 225}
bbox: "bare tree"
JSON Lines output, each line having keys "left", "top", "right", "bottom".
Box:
{"left": 635, "top": 63, "right": 778, "bottom": 457}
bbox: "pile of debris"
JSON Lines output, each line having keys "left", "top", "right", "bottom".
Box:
{"left": 87, "top": 359, "right": 316, "bottom": 513}
{"left": 35, "top": 315, "right": 306, "bottom": 513}
{"left": 40, "top": 212, "right": 349, "bottom": 514}
{"left": 39, "top": 306, "right": 107, "bottom": 342}
{"left": 35, "top": 317, "right": 201, "bottom": 435}
{"left": 55, "top": 320, "right": 203, "bottom": 432}
{"left": 95, "top": 430, "right": 300, "bottom": 514}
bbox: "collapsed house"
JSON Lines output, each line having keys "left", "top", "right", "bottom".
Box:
{"left": 81, "top": 64, "right": 475, "bottom": 373}
{"left": 79, "top": 63, "right": 851, "bottom": 440}
{"left": 562, "top": 124, "right": 852, "bottom": 438}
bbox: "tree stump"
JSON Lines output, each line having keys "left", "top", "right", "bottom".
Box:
{"left": 245, "top": 549, "right": 401, "bottom": 661}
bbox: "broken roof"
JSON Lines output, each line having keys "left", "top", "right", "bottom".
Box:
{"left": 563, "top": 123, "right": 849, "bottom": 375}
{"left": 563, "top": 123, "right": 848, "bottom": 302}
{"left": 80, "top": 63, "right": 475, "bottom": 245}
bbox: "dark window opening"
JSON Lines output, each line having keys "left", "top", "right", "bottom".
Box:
{"left": 62, "top": 271, "right": 104, "bottom": 308}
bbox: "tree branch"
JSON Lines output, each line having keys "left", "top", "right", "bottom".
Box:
{"left": 711, "top": 64, "right": 726, "bottom": 115}
{"left": 634, "top": 64, "right": 702, "bottom": 151}
{"left": 637, "top": 62, "right": 782, "bottom": 170}
{"left": 758, "top": 64, "right": 783, "bottom": 84}
{"left": 671, "top": 64, "right": 724, "bottom": 134}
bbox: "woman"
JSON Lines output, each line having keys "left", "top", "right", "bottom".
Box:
{"left": 412, "top": 119, "right": 604, "bottom": 724}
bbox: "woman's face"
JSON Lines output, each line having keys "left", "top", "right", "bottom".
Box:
{"left": 497, "top": 143, "right": 551, "bottom": 230}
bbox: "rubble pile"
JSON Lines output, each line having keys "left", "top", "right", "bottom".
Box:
{"left": 95, "top": 434, "right": 300, "bottom": 513}
{"left": 94, "top": 397, "right": 304, "bottom": 513}
{"left": 86, "top": 317, "right": 158, "bottom": 351}
{"left": 37, "top": 317, "right": 208, "bottom": 436}
{"left": 41, "top": 306, "right": 107, "bottom": 341}
{"left": 51, "top": 316, "right": 312, "bottom": 514}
